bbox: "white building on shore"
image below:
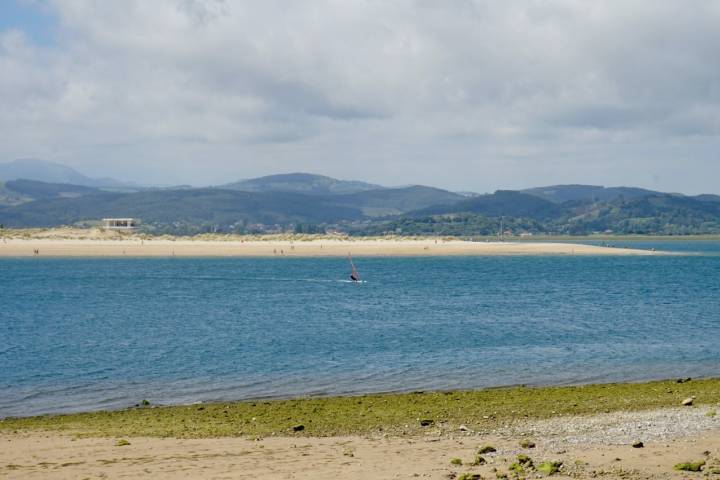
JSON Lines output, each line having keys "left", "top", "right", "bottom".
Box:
{"left": 102, "top": 218, "right": 140, "bottom": 230}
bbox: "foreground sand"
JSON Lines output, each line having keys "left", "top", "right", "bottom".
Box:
{"left": 0, "top": 238, "right": 657, "bottom": 257}
{"left": 2, "top": 407, "right": 718, "bottom": 479}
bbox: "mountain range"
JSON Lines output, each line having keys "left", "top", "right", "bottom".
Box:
{"left": 0, "top": 159, "right": 136, "bottom": 189}
{"left": 1, "top": 159, "right": 719, "bottom": 235}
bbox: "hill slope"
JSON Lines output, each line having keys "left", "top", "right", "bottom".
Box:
{"left": 0, "top": 159, "right": 132, "bottom": 188}
{"left": 0, "top": 189, "right": 365, "bottom": 232}
{"left": 416, "top": 190, "right": 563, "bottom": 219}
{"left": 221, "top": 173, "right": 382, "bottom": 195}
{"left": 327, "top": 186, "right": 464, "bottom": 217}
{"left": 4, "top": 179, "right": 100, "bottom": 200}
{"left": 522, "top": 184, "right": 663, "bottom": 204}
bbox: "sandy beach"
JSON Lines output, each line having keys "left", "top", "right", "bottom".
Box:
{"left": 0, "top": 237, "right": 657, "bottom": 257}
{"left": 2, "top": 406, "right": 719, "bottom": 479}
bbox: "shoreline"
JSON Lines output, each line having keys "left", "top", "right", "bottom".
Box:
{"left": 3, "top": 378, "right": 717, "bottom": 434}
{"left": 2, "top": 423, "right": 719, "bottom": 479}
{"left": 0, "top": 238, "right": 659, "bottom": 257}
{"left": 2, "top": 379, "right": 719, "bottom": 479}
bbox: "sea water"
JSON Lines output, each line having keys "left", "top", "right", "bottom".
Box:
{"left": 1, "top": 240, "right": 719, "bottom": 417}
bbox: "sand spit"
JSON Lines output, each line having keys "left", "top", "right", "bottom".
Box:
{"left": 2, "top": 407, "right": 718, "bottom": 479}
{"left": 0, "top": 238, "right": 658, "bottom": 257}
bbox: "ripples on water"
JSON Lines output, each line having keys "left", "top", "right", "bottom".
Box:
{"left": 1, "top": 240, "right": 719, "bottom": 417}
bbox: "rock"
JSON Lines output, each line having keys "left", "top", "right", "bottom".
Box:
{"left": 632, "top": 441, "right": 644, "bottom": 448}
{"left": 471, "top": 455, "right": 486, "bottom": 466}
{"left": 478, "top": 445, "right": 497, "bottom": 454}
{"left": 537, "top": 461, "right": 562, "bottom": 475}
{"left": 508, "top": 462, "right": 524, "bottom": 474}
{"left": 517, "top": 454, "right": 533, "bottom": 467}
{"left": 519, "top": 439, "right": 536, "bottom": 449}
{"left": 457, "top": 474, "right": 481, "bottom": 480}
{"left": 292, "top": 425, "right": 305, "bottom": 432}
{"left": 673, "top": 460, "right": 705, "bottom": 472}
{"left": 116, "top": 439, "right": 131, "bottom": 447}
{"left": 420, "top": 419, "right": 434, "bottom": 427}
{"left": 682, "top": 397, "right": 695, "bottom": 406}
{"left": 458, "top": 425, "right": 469, "bottom": 432}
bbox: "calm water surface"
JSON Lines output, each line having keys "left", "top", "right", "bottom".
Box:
{"left": 1, "top": 240, "right": 719, "bottom": 417}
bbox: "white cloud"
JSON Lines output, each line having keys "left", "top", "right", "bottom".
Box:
{"left": 0, "top": 0, "right": 718, "bottom": 192}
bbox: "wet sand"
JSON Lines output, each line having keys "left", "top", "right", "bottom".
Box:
{"left": 2, "top": 407, "right": 718, "bottom": 479}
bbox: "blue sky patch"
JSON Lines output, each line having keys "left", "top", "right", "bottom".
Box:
{"left": 0, "top": 0, "right": 57, "bottom": 46}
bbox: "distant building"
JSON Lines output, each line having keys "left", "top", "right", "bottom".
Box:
{"left": 102, "top": 218, "right": 139, "bottom": 230}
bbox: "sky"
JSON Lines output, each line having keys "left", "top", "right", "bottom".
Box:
{"left": 0, "top": 0, "right": 719, "bottom": 193}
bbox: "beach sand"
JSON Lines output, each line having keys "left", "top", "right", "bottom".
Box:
{"left": 2, "top": 407, "right": 718, "bottom": 479}
{"left": 0, "top": 238, "right": 656, "bottom": 257}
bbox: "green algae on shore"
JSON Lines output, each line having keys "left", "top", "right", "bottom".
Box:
{"left": 1, "top": 378, "right": 719, "bottom": 438}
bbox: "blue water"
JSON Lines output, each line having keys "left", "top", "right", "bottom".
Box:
{"left": 1, "top": 241, "right": 720, "bottom": 417}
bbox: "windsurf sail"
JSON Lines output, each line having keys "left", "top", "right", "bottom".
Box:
{"left": 348, "top": 253, "right": 360, "bottom": 282}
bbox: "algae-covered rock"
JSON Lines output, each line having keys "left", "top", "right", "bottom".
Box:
{"left": 292, "top": 424, "right": 305, "bottom": 432}
{"left": 458, "top": 474, "right": 481, "bottom": 480}
{"left": 116, "top": 439, "right": 131, "bottom": 446}
{"left": 509, "top": 462, "right": 524, "bottom": 473}
{"left": 519, "top": 439, "right": 535, "bottom": 449}
{"left": 478, "top": 445, "right": 497, "bottom": 454}
{"left": 673, "top": 461, "right": 705, "bottom": 472}
{"left": 450, "top": 457, "right": 463, "bottom": 466}
{"left": 517, "top": 454, "right": 533, "bottom": 467}
{"left": 471, "top": 455, "right": 486, "bottom": 466}
{"left": 537, "top": 461, "right": 562, "bottom": 475}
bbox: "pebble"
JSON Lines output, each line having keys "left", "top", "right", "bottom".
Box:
{"left": 500, "top": 406, "right": 719, "bottom": 449}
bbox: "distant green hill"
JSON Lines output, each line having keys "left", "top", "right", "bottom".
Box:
{"left": 559, "top": 194, "right": 720, "bottom": 235}
{"left": 0, "top": 181, "right": 32, "bottom": 206}
{"left": 1, "top": 177, "right": 720, "bottom": 236}
{"left": 522, "top": 184, "right": 663, "bottom": 203}
{"left": 0, "top": 189, "right": 365, "bottom": 232}
{"left": 5, "top": 179, "right": 100, "bottom": 200}
{"left": 0, "top": 182, "right": 463, "bottom": 231}
{"left": 222, "top": 173, "right": 382, "bottom": 195}
{"left": 358, "top": 192, "right": 720, "bottom": 236}
{"left": 327, "top": 185, "right": 464, "bottom": 217}
{"left": 417, "top": 190, "right": 563, "bottom": 219}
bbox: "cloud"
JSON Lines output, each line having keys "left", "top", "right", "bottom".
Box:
{"left": 0, "top": 0, "right": 718, "bottom": 192}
